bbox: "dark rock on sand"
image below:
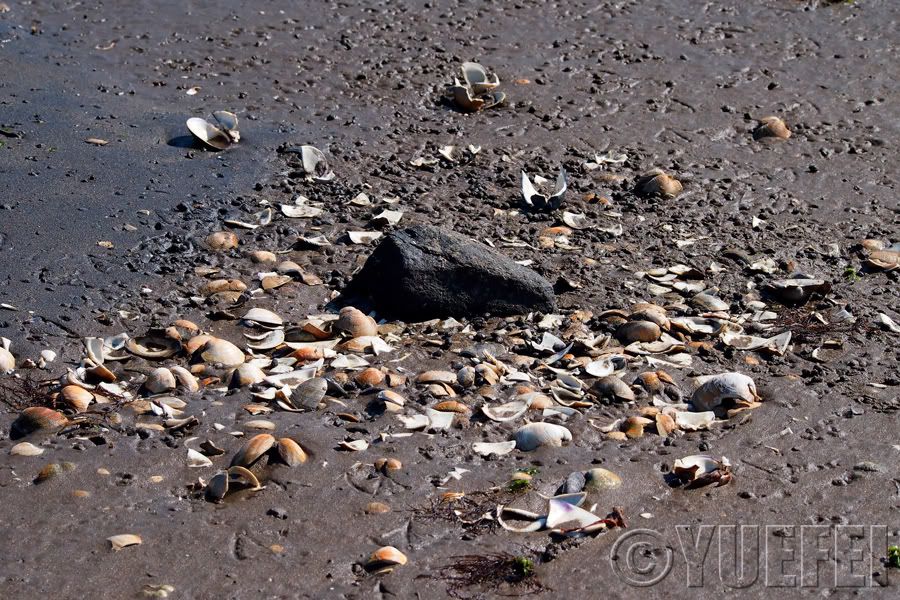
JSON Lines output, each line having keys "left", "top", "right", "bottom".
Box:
{"left": 342, "top": 225, "right": 556, "bottom": 320}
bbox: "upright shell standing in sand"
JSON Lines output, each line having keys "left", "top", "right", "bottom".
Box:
{"left": 691, "top": 372, "right": 759, "bottom": 413}
{"left": 447, "top": 61, "right": 506, "bottom": 112}
{"left": 522, "top": 168, "right": 567, "bottom": 211}
{"left": 186, "top": 111, "right": 240, "bottom": 150}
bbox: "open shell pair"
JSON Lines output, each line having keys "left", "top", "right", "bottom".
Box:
{"left": 448, "top": 62, "right": 506, "bottom": 112}
{"left": 186, "top": 111, "right": 240, "bottom": 150}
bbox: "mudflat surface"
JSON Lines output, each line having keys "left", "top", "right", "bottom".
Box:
{"left": 0, "top": 1, "right": 898, "bottom": 598}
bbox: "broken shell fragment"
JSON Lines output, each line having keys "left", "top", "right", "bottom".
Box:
{"left": 276, "top": 438, "right": 308, "bottom": 466}
{"left": 230, "top": 433, "right": 276, "bottom": 468}
{"left": 472, "top": 440, "right": 517, "bottom": 457}
{"left": 522, "top": 169, "right": 567, "bottom": 211}
{"left": 636, "top": 171, "right": 682, "bottom": 198}
{"left": 365, "top": 546, "right": 407, "bottom": 574}
{"left": 296, "top": 145, "right": 335, "bottom": 181}
{"left": 753, "top": 116, "right": 791, "bottom": 140}
{"left": 461, "top": 61, "right": 500, "bottom": 94}
{"left": 691, "top": 373, "right": 759, "bottom": 413}
{"left": 125, "top": 336, "right": 180, "bottom": 359}
{"left": 187, "top": 448, "right": 213, "bottom": 468}
{"left": 622, "top": 416, "right": 653, "bottom": 439}
{"left": 107, "top": 534, "right": 143, "bottom": 551}
{"left": 211, "top": 110, "right": 240, "bottom": 142}
{"left": 448, "top": 81, "right": 485, "bottom": 112}
{"left": 763, "top": 278, "right": 830, "bottom": 306}
{"left": 10, "top": 441, "right": 45, "bottom": 457}
{"left": 514, "top": 422, "right": 572, "bottom": 451}
{"left": 672, "top": 455, "right": 732, "bottom": 488}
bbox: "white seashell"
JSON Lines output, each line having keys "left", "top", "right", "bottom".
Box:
{"left": 347, "top": 231, "right": 383, "bottom": 244}
{"left": 545, "top": 497, "right": 601, "bottom": 530}
{"left": 246, "top": 329, "right": 285, "bottom": 351}
{"left": 339, "top": 439, "right": 368, "bottom": 452}
{"left": 720, "top": 329, "right": 791, "bottom": 355}
{"left": 242, "top": 308, "right": 283, "bottom": 328}
{"left": 461, "top": 61, "right": 500, "bottom": 94}
{"left": 521, "top": 169, "right": 567, "bottom": 211}
{"left": 481, "top": 400, "right": 530, "bottom": 422}
{"left": 691, "top": 373, "right": 758, "bottom": 412}
{"left": 107, "top": 534, "right": 142, "bottom": 551}
{"left": 187, "top": 448, "right": 213, "bottom": 468}
{"left": 186, "top": 117, "right": 231, "bottom": 150}
{"left": 211, "top": 110, "right": 239, "bottom": 142}
{"left": 472, "top": 440, "right": 517, "bottom": 457}
{"left": 200, "top": 339, "right": 245, "bottom": 367}
{"left": 298, "top": 145, "right": 334, "bottom": 181}
{"left": 371, "top": 210, "right": 403, "bottom": 227}
{"left": 0, "top": 347, "right": 14, "bottom": 371}
{"left": 145, "top": 368, "right": 176, "bottom": 394}
{"left": 674, "top": 410, "right": 716, "bottom": 431}
{"left": 514, "top": 422, "right": 572, "bottom": 451}
{"left": 10, "top": 442, "right": 44, "bottom": 456}
{"left": 397, "top": 413, "right": 430, "bottom": 430}
{"left": 584, "top": 355, "right": 627, "bottom": 378}
{"left": 425, "top": 408, "right": 455, "bottom": 431}
{"left": 672, "top": 455, "right": 731, "bottom": 481}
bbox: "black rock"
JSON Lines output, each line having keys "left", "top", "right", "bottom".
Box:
{"left": 341, "top": 225, "right": 556, "bottom": 320}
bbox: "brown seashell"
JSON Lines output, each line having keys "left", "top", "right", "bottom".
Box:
{"left": 249, "top": 250, "right": 277, "bottom": 263}
{"left": 374, "top": 457, "right": 402, "bottom": 474}
{"left": 433, "top": 400, "right": 471, "bottom": 414}
{"left": 590, "top": 375, "right": 636, "bottom": 403}
{"left": 622, "top": 416, "right": 652, "bottom": 439}
{"left": 656, "top": 413, "right": 677, "bottom": 436}
{"left": 230, "top": 433, "right": 276, "bottom": 468}
{"left": 634, "top": 372, "right": 663, "bottom": 394}
{"left": 206, "top": 231, "right": 239, "bottom": 250}
{"left": 144, "top": 367, "right": 176, "bottom": 394}
{"left": 366, "top": 501, "right": 391, "bottom": 514}
{"left": 606, "top": 431, "right": 628, "bottom": 441}
{"left": 860, "top": 239, "right": 884, "bottom": 252}
{"left": 200, "top": 338, "right": 245, "bottom": 367}
{"left": 865, "top": 250, "right": 899, "bottom": 271}
{"left": 378, "top": 390, "right": 406, "bottom": 412}
{"left": 277, "top": 438, "right": 308, "bottom": 467}
{"left": 60, "top": 385, "right": 94, "bottom": 413}
{"left": 355, "top": 367, "right": 385, "bottom": 387}
{"left": 334, "top": 307, "right": 377, "bottom": 338}
{"left": 416, "top": 370, "right": 457, "bottom": 385}
{"left": 366, "top": 546, "right": 408, "bottom": 572}
{"left": 475, "top": 363, "right": 499, "bottom": 385}
{"left": 200, "top": 278, "right": 246, "bottom": 296}
{"left": 12, "top": 407, "right": 69, "bottom": 436}
{"left": 184, "top": 334, "right": 214, "bottom": 355}
{"left": 525, "top": 393, "right": 553, "bottom": 410}
{"left": 638, "top": 406, "right": 661, "bottom": 417}
{"left": 262, "top": 275, "right": 293, "bottom": 290}
{"left": 170, "top": 365, "right": 200, "bottom": 393}
{"left": 636, "top": 171, "right": 682, "bottom": 198}
{"left": 230, "top": 363, "right": 265, "bottom": 388}
{"left": 615, "top": 320, "right": 662, "bottom": 344}
{"left": 629, "top": 304, "right": 670, "bottom": 330}
{"left": 386, "top": 372, "right": 406, "bottom": 387}
{"left": 753, "top": 116, "right": 791, "bottom": 140}
{"left": 289, "top": 346, "right": 325, "bottom": 362}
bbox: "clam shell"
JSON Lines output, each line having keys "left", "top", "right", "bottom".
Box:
{"left": 200, "top": 338, "right": 245, "bottom": 367}
{"left": 673, "top": 454, "right": 731, "bottom": 483}
{"left": 205, "top": 471, "right": 229, "bottom": 503}
{"left": 481, "top": 400, "right": 530, "bottom": 422}
{"left": 334, "top": 307, "right": 377, "bottom": 338}
{"left": 655, "top": 413, "right": 677, "bottom": 436}
{"left": 521, "top": 169, "right": 567, "bottom": 211}
{"left": 415, "top": 370, "right": 456, "bottom": 385}
{"left": 366, "top": 546, "right": 407, "bottom": 572}
{"left": 472, "top": 440, "right": 517, "bottom": 457}
{"left": 753, "top": 116, "right": 791, "bottom": 140}
{"left": 375, "top": 457, "right": 402, "bottom": 474}
{"left": 584, "top": 468, "right": 622, "bottom": 491}
{"left": 242, "top": 308, "right": 283, "bottom": 328}
{"left": 145, "top": 368, "right": 176, "bottom": 394}
{"left": 615, "top": 320, "right": 662, "bottom": 344}
{"left": 277, "top": 438, "right": 308, "bottom": 466}
{"left": 186, "top": 117, "right": 230, "bottom": 150}
{"left": 590, "top": 375, "right": 636, "bottom": 403}
{"left": 629, "top": 304, "right": 671, "bottom": 330}
{"left": 691, "top": 373, "right": 758, "bottom": 412}
{"left": 187, "top": 448, "right": 213, "bottom": 468}
{"left": 170, "top": 365, "right": 199, "bottom": 393}
{"left": 291, "top": 377, "right": 327, "bottom": 410}
{"left": 10, "top": 441, "right": 45, "bottom": 456}
{"left": 449, "top": 83, "right": 485, "bottom": 112}
{"left": 675, "top": 410, "right": 715, "bottom": 431}
{"left": 12, "top": 407, "right": 68, "bottom": 436}
{"left": 461, "top": 61, "right": 500, "bottom": 94}
{"left": 866, "top": 250, "right": 899, "bottom": 271}
{"left": 297, "top": 145, "right": 333, "bottom": 180}
{"left": 0, "top": 347, "right": 14, "bottom": 371}
{"left": 622, "top": 416, "right": 652, "bottom": 439}
{"left": 211, "top": 110, "right": 240, "bottom": 142}
{"left": 60, "top": 385, "right": 94, "bottom": 413}
{"left": 514, "top": 422, "right": 572, "bottom": 451}
{"left": 107, "top": 534, "right": 142, "bottom": 551}
{"left": 377, "top": 389, "right": 406, "bottom": 412}
{"left": 230, "top": 363, "right": 265, "bottom": 388}
{"left": 125, "top": 336, "right": 180, "bottom": 359}
{"left": 433, "top": 400, "right": 470, "bottom": 414}
{"left": 456, "top": 366, "right": 476, "bottom": 388}
{"left": 764, "top": 278, "right": 830, "bottom": 306}
{"left": 636, "top": 171, "right": 682, "bottom": 198}
{"left": 230, "top": 433, "right": 276, "bottom": 468}
{"left": 206, "top": 230, "right": 239, "bottom": 250}
{"left": 355, "top": 367, "right": 385, "bottom": 387}
{"left": 228, "top": 465, "right": 262, "bottom": 489}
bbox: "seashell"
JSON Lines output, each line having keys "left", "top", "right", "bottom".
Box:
{"left": 107, "top": 534, "right": 142, "bottom": 551}
{"left": 675, "top": 410, "right": 715, "bottom": 431}
{"left": 763, "top": 278, "right": 830, "bottom": 306}
{"left": 296, "top": 145, "right": 334, "bottom": 181}
{"left": 691, "top": 372, "right": 759, "bottom": 412}
{"left": 366, "top": 502, "right": 391, "bottom": 514}
{"left": 277, "top": 438, "right": 308, "bottom": 466}
{"left": 374, "top": 457, "right": 402, "bottom": 474}
{"left": 482, "top": 400, "right": 530, "bottom": 422}
{"left": 448, "top": 80, "right": 485, "bottom": 112}
{"left": 200, "top": 279, "right": 246, "bottom": 296}
{"left": 355, "top": 367, "right": 385, "bottom": 387}
{"left": 377, "top": 389, "right": 406, "bottom": 412}
{"left": 433, "top": 400, "right": 470, "bottom": 414}
{"left": 86, "top": 363, "right": 116, "bottom": 383}
{"left": 250, "top": 250, "right": 277, "bottom": 263}
{"left": 456, "top": 366, "right": 476, "bottom": 388}
{"left": 615, "top": 320, "right": 662, "bottom": 344}
{"left": 187, "top": 448, "right": 213, "bottom": 468}
{"left": 334, "top": 307, "right": 377, "bottom": 338}
{"left": 545, "top": 497, "right": 603, "bottom": 530}
{"left": 229, "top": 433, "right": 276, "bottom": 468}
{"left": 242, "top": 308, "right": 284, "bottom": 328}
{"left": 206, "top": 231, "right": 239, "bottom": 250}
{"left": 461, "top": 61, "right": 500, "bottom": 94}
{"left": 125, "top": 336, "right": 180, "bottom": 359}
{"left": 205, "top": 471, "right": 229, "bottom": 503}
{"left": 339, "top": 439, "right": 369, "bottom": 452}
{"left": 753, "top": 116, "right": 791, "bottom": 140}
{"left": 864, "top": 250, "right": 899, "bottom": 271}
{"left": 60, "top": 385, "right": 94, "bottom": 413}
{"left": 184, "top": 335, "right": 214, "bottom": 356}
{"left": 228, "top": 465, "right": 262, "bottom": 489}
{"left": 144, "top": 368, "right": 176, "bottom": 394}
{"left": 211, "top": 110, "right": 240, "bottom": 142}
{"left": 514, "top": 422, "right": 572, "bottom": 451}
{"left": 170, "top": 365, "right": 200, "bottom": 392}
{"left": 636, "top": 171, "right": 682, "bottom": 198}
{"left": 691, "top": 292, "right": 729, "bottom": 312}
{"left": 12, "top": 407, "right": 69, "bottom": 436}
{"left": 366, "top": 546, "right": 407, "bottom": 573}
{"left": 622, "top": 416, "right": 652, "bottom": 439}
{"left": 0, "top": 347, "right": 14, "bottom": 371}
{"left": 629, "top": 304, "right": 670, "bottom": 330}
{"left": 230, "top": 363, "right": 266, "bottom": 388}
{"left": 416, "top": 370, "right": 457, "bottom": 385}
{"left": 291, "top": 377, "right": 328, "bottom": 410}
{"left": 673, "top": 455, "right": 732, "bottom": 487}
{"left": 521, "top": 169, "right": 567, "bottom": 211}
{"left": 10, "top": 441, "right": 44, "bottom": 456}
{"left": 243, "top": 419, "right": 276, "bottom": 431}
{"left": 261, "top": 275, "right": 292, "bottom": 290}
{"left": 584, "top": 468, "right": 622, "bottom": 492}
{"left": 590, "top": 375, "right": 636, "bottom": 403}
{"left": 186, "top": 117, "right": 231, "bottom": 150}
{"left": 655, "top": 413, "right": 677, "bottom": 436}
{"left": 200, "top": 338, "right": 245, "bottom": 367}
{"left": 472, "top": 440, "right": 517, "bottom": 457}
{"left": 521, "top": 392, "right": 553, "bottom": 410}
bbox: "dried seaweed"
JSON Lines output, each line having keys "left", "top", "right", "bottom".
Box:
{"left": 424, "top": 552, "right": 545, "bottom": 598}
